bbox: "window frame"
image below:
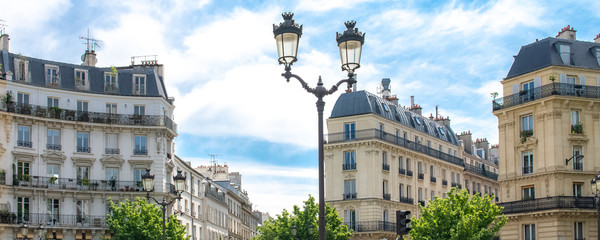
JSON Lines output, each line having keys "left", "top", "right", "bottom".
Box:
{"left": 524, "top": 224, "right": 536, "bottom": 240}
{"left": 522, "top": 185, "right": 535, "bottom": 200}
{"left": 45, "top": 64, "right": 60, "bottom": 87}
{"left": 74, "top": 68, "right": 89, "bottom": 90}
{"left": 521, "top": 114, "right": 533, "bottom": 132}
{"left": 344, "top": 122, "right": 356, "bottom": 140}
{"left": 522, "top": 151, "right": 534, "bottom": 175}
{"left": 133, "top": 74, "right": 146, "bottom": 95}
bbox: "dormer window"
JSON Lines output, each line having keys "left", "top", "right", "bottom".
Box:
{"left": 75, "top": 69, "right": 89, "bottom": 90}
{"left": 14, "top": 58, "right": 29, "bottom": 82}
{"left": 413, "top": 116, "right": 421, "bottom": 125}
{"left": 382, "top": 104, "right": 390, "bottom": 112}
{"left": 555, "top": 43, "right": 571, "bottom": 65}
{"left": 45, "top": 65, "right": 60, "bottom": 87}
{"left": 133, "top": 75, "right": 146, "bottom": 95}
{"left": 104, "top": 72, "right": 119, "bottom": 94}
{"left": 592, "top": 47, "right": 600, "bottom": 67}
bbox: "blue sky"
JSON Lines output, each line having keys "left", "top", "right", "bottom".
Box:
{"left": 2, "top": 0, "right": 599, "bottom": 215}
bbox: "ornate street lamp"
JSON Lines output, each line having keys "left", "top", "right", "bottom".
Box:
{"left": 273, "top": 12, "right": 365, "bottom": 240}
{"left": 142, "top": 169, "right": 186, "bottom": 240}
{"left": 591, "top": 175, "right": 600, "bottom": 240}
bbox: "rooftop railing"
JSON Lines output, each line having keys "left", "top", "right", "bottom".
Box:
{"left": 498, "top": 196, "right": 595, "bottom": 214}
{"left": 464, "top": 164, "right": 499, "bottom": 180}
{"left": 0, "top": 102, "right": 177, "bottom": 133}
{"left": 492, "top": 83, "right": 600, "bottom": 111}
{"left": 342, "top": 221, "right": 396, "bottom": 233}
{"left": 327, "top": 129, "right": 464, "bottom": 167}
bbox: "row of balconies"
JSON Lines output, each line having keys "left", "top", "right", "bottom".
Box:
{"left": 464, "top": 164, "right": 499, "bottom": 180}
{"left": 0, "top": 212, "right": 107, "bottom": 228}
{"left": 17, "top": 140, "right": 149, "bottom": 156}
{"left": 492, "top": 82, "right": 600, "bottom": 111}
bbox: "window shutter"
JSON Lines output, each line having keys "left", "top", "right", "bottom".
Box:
{"left": 579, "top": 75, "right": 586, "bottom": 85}
{"left": 560, "top": 74, "right": 567, "bottom": 83}
{"left": 512, "top": 84, "right": 519, "bottom": 94}
{"left": 24, "top": 61, "right": 29, "bottom": 81}
{"left": 13, "top": 59, "right": 19, "bottom": 78}
{"left": 533, "top": 77, "right": 541, "bottom": 88}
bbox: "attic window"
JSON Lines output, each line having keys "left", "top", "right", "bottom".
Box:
{"left": 556, "top": 43, "right": 571, "bottom": 65}
{"left": 383, "top": 104, "right": 390, "bottom": 112}
{"left": 437, "top": 127, "right": 446, "bottom": 136}
{"left": 413, "top": 116, "right": 421, "bottom": 125}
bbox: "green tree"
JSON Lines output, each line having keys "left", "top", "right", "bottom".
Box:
{"left": 408, "top": 188, "right": 507, "bottom": 240}
{"left": 105, "top": 197, "right": 188, "bottom": 240}
{"left": 253, "top": 195, "right": 352, "bottom": 240}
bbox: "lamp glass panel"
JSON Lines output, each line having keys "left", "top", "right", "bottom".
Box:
{"left": 592, "top": 179, "right": 597, "bottom": 194}
{"left": 596, "top": 179, "right": 600, "bottom": 194}
{"left": 143, "top": 177, "right": 153, "bottom": 191}
{"left": 339, "top": 40, "right": 362, "bottom": 71}
{"left": 175, "top": 178, "right": 185, "bottom": 192}
{"left": 276, "top": 32, "right": 299, "bottom": 65}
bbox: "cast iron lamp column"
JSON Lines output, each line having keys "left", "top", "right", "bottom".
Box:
{"left": 591, "top": 175, "right": 600, "bottom": 240}
{"left": 273, "top": 12, "right": 365, "bottom": 240}
{"left": 142, "top": 169, "right": 186, "bottom": 240}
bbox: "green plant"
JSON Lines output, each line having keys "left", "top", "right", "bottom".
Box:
{"left": 520, "top": 130, "right": 533, "bottom": 144}
{"left": 571, "top": 122, "right": 583, "bottom": 134}
{"left": 490, "top": 92, "right": 498, "bottom": 100}
{"left": 82, "top": 178, "right": 90, "bottom": 186}
{"left": 48, "top": 176, "right": 58, "bottom": 184}
{"left": 549, "top": 75, "right": 556, "bottom": 82}
{"left": 22, "top": 174, "right": 30, "bottom": 182}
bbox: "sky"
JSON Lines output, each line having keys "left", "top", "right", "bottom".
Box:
{"left": 2, "top": 0, "right": 599, "bottom": 216}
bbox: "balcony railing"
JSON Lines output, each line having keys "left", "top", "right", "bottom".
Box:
{"left": 1, "top": 103, "right": 177, "bottom": 133}
{"left": 442, "top": 180, "right": 448, "bottom": 186}
{"left": 430, "top": 177, "right": 437, "bottom": 183}
{"left": 464, "top": 164, "right": 498, "bottom": 180}
{"left": 383, "top": 193, "right": 391, "bottom": 200}
{"left": 522, "top": 166, "right": 533, "bottom": 175}
{"left": 327, "top": 129, "right": 464, "bottom": 167}
{"left": 46, "top": 144, "right": 62, "bottom": 151}
{"left": 343, "top": 163, "right": 356, "bottom": 170}
{"left": 418, "top": 200, "right": 425, "bottom": 206}
{"left": 451, "top": 182, "right": 458, "bottom": 188}
{"left": 0, "top": 212, "right": 107, "bottom": 228}
{"left": 12, "top": 175, "right": 145, "bottom": 192}
{"left": 399, "top": 197, "right": 414, "bottom": 204}
{"left": 17, "top": 140, "right": 32, "bottom": 148}
{"left": 342, "top": 221, "right": 396, "bottom": 233}
{"left": 492, "top": 83, "right": 600, "bottom": 111}
{"left": 382, "top": 164, "right": 390, "bottom": 171}
{"left": 134, "top": 148, "right": 148, "bottom": 155}
{"left": 105, "top": 148, "right": 120, "bottom": 155}
{"left": 574, "top": 162, "right": 583, "bottom": 171}
{"left": 343, "top": 193, "right": 357, "bottom": 200}
{"left": 406, "top": 170, "right": 413, "bottom": 177}
{"left": 77, "top": 146, "right": 91, "bottom": 153}
{"left": 398, "top": 168, "right": 406, "bottom": 175}
{"left": 418, "top": 173, "right": 424, "bottom": 180}
{"left": 498, "top": 196, "right": 595, "bottom": 214}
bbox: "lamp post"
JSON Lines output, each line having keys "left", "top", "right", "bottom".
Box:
{"left": 142, "top": 169, "right": 186, "bottom": 240}
{"left": 273, "top": 12, "right": 365, "bottom": 240}
{"left": 19, "top": 224, "right": 28, "bottom": 240}
{"left": 591, "top": 175, "right": 600, "bottom": 240}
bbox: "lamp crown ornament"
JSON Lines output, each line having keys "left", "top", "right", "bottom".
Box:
{"left": 273, "top": 12, "right": 303, "bottom": 37}
{"left": 336, "top": 20, "right": 365, "bottom": 44}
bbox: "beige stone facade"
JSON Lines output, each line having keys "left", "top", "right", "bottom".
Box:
{"left": 494, "top": 27, "right": 600, "bottom": 240}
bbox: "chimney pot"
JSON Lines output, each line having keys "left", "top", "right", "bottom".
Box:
{"left": 595, "top": 34, "right": 600, "bottom": 43}
{"left": 556, "top": 25, "right": 576, "bottom": 40}
{"left": 0, "top": 34, "right": 9, "bottom": 52}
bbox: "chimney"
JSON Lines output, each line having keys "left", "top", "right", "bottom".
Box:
{"left": 0, "top": 34, "right": 9, "bottom": 52}
{"left": 434, "top": 116, "right": 451, "bottom": 127}
{"left": 556, "top": 25, "right": 576, "bottom": 40}
{"left": 474, "top": 138, "right": 490, "bottom": 160}
{"left": 457, "top": 131, "right": 473, "bottom": 154}
{"left": 82, "top": 50, "right": 97, "bottom": 67}
{"left": 595, "top": 34, "right": 600, "bottom": 44}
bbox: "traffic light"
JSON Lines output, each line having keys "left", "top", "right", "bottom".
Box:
{"left": 396, "top": 210, "right": 411, "bottom": 236}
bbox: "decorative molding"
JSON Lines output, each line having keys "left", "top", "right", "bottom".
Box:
{"left": 165, "top": 159, "right": 175, "bottom": 173}
{"left": 344, "top": 173, "right": 356, "bottom": 180}
{"left": 515, "top": 137, "right": 537, "bottom": 151}
{"left": 41, "top": 150, "right": 67, "bottom": 164}
{"left": 99, "top": 155, "right": 125, "bottom": 167}
{"left": 12, "top": 150, "right": 36, "bottom": 162}
{"left": 71, "top": 157, "right": 95, "bottom": 166}
{"left": 544, "top": 111, "right": 562, "bottom": 120}
{"left": 128, "top": 159, "right": 153, "bottom": 168}
{"left": 567, "top": 134, "right": 589, "bottom": 144}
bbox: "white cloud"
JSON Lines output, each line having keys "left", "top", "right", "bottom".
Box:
{"left": 295, "top": 0, "right": 375, "bottom": 13}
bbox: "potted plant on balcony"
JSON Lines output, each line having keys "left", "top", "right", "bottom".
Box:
{"left": 2, "top": 91, "right": 13, "bottom": 112}
{"left": 520, "top": 130, "right": 533, "bottom": 143}
{"left": 571, "top": 122, "right": 583, "bottom": 134}
{"left": 109, "top": 177, "right": 117, "bottom": 190}
{"left": 48, "top": 176, "right": 58, "bottom": 184}
{"left": 49, "top": 106, "right": 62, "bottom": 119}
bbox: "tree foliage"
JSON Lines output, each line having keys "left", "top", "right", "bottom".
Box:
{"left": 408, "top": 188, "right": 507, "bottom": 240}
{"left": 252, "top": 195, "right": 352, "bottom": 240}
{"left": 105, "top": 197, "right": 188, "bottom": 240}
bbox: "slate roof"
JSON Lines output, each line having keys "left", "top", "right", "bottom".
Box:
{"left": 506, "top": 37, "right": 600, "bottom": 79}
{"left": 330, "top": 90, "right": 460, "bottom": 146}
{"left": 0, "top": 50, "right": 171, "bottom": 101}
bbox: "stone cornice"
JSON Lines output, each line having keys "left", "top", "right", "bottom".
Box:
{"left": 99, "top": 155, "right": 126, "bottom": 167}
{"left": 41, "top": 150, "right": 67, "bottom": 164}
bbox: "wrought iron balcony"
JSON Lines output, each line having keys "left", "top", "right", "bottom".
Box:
{"left": 574, "top": 162, "right": 583, "bottom": 171}
{"left": 492, "top": 83, "right": 600, "bottom": 111}
{"left": 12, "top": 175, "right": 145, "bottom": 192}
{"left": 418, "top": 173, "right": 424, "bottom": 180}
{"left": 382, "top": 163, "right": 390, "bottom": 171}
{"left": 327, "top": 129, "right": 464, "bottom": 167}
{"left": 342, "top": 221, "right": 396, "bottom": 233}
{"left": 0, "top": 212, "right": 107, "bottom": 228}
{"left": 442, "top": 180, "right": 448, "bottom": 186}
{"left": 383, "top": 193, "right": 391, "bottom": 200}
{"left": 430, "top": 176, "right": 437, "bottom": 183}
{"left": 46, "top": 144, "right": 62, "bottom": 151}
{"left": 1, "top": 103, "right": 177, "bottom": 133}
{"left": 398, "top": 168, "right": 406, "bottom": 175}
{"left": 522, "top": 166, "right": 533, "bottom": 175}
{"left": 17, "top": 140, "right": 32, "bottom": 148}
{"left": 77, "top": 146, "right": 91, "bottom": 153}
{"left": 464, "top": 164, "right": 499, "bottom": 180}
{"left": 399, "top": 197, "right": 414, "bottom": 204}
{"left": 343, "top": 163, "right": 356, "bottom": 170}
{"left": 343, "top": 193, "right": 357, "bottom": 200}
{"left": 105, "top": 148, "right": 120, "bottom": 155}
{"left": 134, "top": 148, "right": 148, "bottom": 155}
{"left": 451, "top": 182, "right": 458, "bottom": 188}
{"left": 418, "top": 200, "right": 425, "bottom": 206}
{"left": 498, "top": 196, "right": 595, "bottom": 214}
{"left": 406, "top": 170, "right": 413, "bottom": 177}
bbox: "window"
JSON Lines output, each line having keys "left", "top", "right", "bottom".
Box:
{"left": 105, "top": 133, "right": 118, "bottom": 154}
{"left": 14, "top": 59, "right": 29, "bottom": 81}
{"left": 46, "top": 65, "right": 59, "bottom": 86}
{"left": 105, "top": 72, "right": 118, "bottom": 92}
{"left": 566, "top": 75, "right": 577, "bottom": 84}
{"left": 134, "top": 135, "right": 147, "bottom": 155}
{"left": 399, "top": 184, "right": 404, "bottom": 198}
{"left": 343, "top": 151, "right": 356, "bottom": 170}
{"left": 573, "top": 146, "right": 583, "bottom": 170}
{"left": 133, "top": 75, "right": 146, "bottom": 94}
{"left": 75, "top": 69, "right": 88, "bottom": 90}
{"left": 133, "top": 169, "right": 145, "bottom": 183}
{"left": 106, "top": 168, "right": 119, "bottom": 181}
{"left": 573, "top": 183, "right": 582, "bottom": 197}
{"left": 417, "top": 162, "right": 422, "bottom": 174}
{"left": 344, "top": 123, "right": 355, "bottom": 140}
{"left": 77, "top": 166, "right": 89, "bottom": 180}
{"left": 418, "top": 188, "right": 423, "bottom": 201}
{"left": 430, "top": 165, "right": 434, "bottom": 177}
{"left": 77, "top": 132, "right": 90, "bottom": 153}
{"left": 17, "top": 92, "right": 29, "bottom": 105}
{"left": 383, "top": 180, "right": 389, "bottom": 199}
{"left": 407, "top": 185, "right": 412, "bottom": 198}
{"left": 559, "top": 44, "right": 571, "bottom": 64}
{"left": 47, "top": 129, "right": 60, "bottom": 150}
{"left": 382, "top": 151, "right": 388, "bottom": 170}
{"left": 344, "top": 180, "right": 356, "bottom": 199}
{"left": 17, "top": 125, "right": 31, "bottom": 147}
{"left": 398, "top": 156, "right": 404, "bottom": 170}
{"left": 383, "top": 210, "right": 389, "bottom": 222}
{"left": 522, "top": 186, "right": 535, "bottom": 200}
{"left": 77, "top": 200, "right": 89, "bottom": 224}
{"left": 524, "top": 224, "right": 536, "bottom": 240}
{"left": 344, "top": 209, "right": 357, "bottom": 230}
{"left": 134, "top": 105, "right": 145, "bottom": 115}
{"left": 106, "top": 103, "right": 117, "bottom": 114}
{"left": 47, "top": 164, "right": 59, "bottom": 184}
{"left": 379, "top": 123, "right": 384, "bottom": 138}
{"left": 522, "top": 151, "right": 534, "bottom": 175}
{"left": 521, "top": 115, "right": 533, "bottom": 132}
{"left": 17, "top": 197, "right": 30, "bottom": 222}
{"left": 17, "top": 161, "right": 30, "bottom": 180}
{"left": 430, "top": 190, "right": 435, "bottom": 201}
{"left": 77, "top": 101, "right": 88, "bottom": 112}
{"left": 574, "top": 222, "right": 584, "bottom": 240}
{"left": 442, "top": 169, "right": 446, "bottom": 181}
{"left": 47, "top": 199, "right": 60, "bottom": 225}
{"left": 571, "top": 110, "right": 581, "bottom": 126}
{"left": 406, "top": 159, "right": 411, "bottom": 171}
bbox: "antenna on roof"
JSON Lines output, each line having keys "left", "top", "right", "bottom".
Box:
{"left": 0, "top": 19, "right": 7, "bottom": 35}
{"left": 79, "top": 28, "right": 102, "bottom": 52}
